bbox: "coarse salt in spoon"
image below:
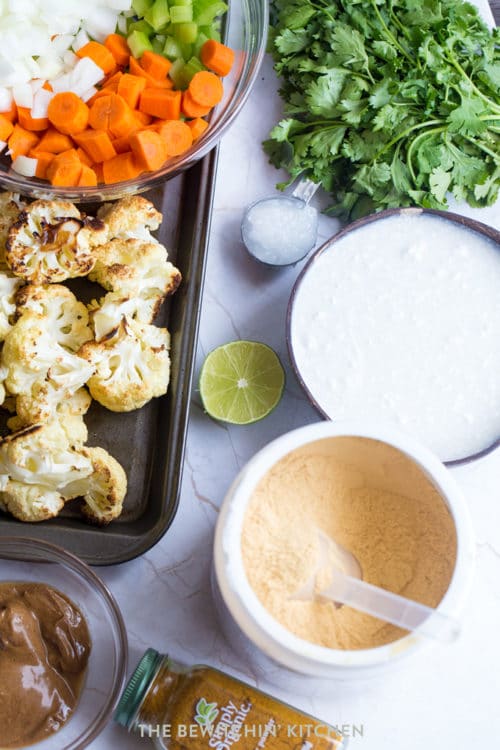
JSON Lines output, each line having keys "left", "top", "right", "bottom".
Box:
{"left": 241, "top": 179, "right": 320, "bottom": 267}
{"left": 292, "top": 531, "right": 460, "bottom": 644}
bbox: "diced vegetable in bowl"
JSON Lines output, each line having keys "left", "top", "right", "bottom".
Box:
{"left": 0, "top": 0, "right": 267, "bottom": 200}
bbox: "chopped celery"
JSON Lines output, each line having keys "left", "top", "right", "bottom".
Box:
{"left": 132, "top": 0, "right": 154, "bottom": 15}
{"left": 170, "top": 5, "right": 193, "bottom": 23}
{"left": 164, "top": 36, "right": 184, "bottom": 59}
{"left": 152, "top": 37, "right": 164, "bottom": 53}
{"left": 127, "top": 30, "right": 154, "bottom": 58}
{"left": 193, "top": 0, "right": 227, "bottom": 25}
{"left": 144, "top": 0, "right": 170, "bottom": 31}
{"left": 168, "top": 57, "right": 187, "bottom": 88}
{"left": 170, "top": 0, "right": 193, "bottom": 6}
{"left": 193, "top": 31, "right": 209, "bottom": 56}
{"left": 179, "top": 41, "right": 193, "bottom": 60}
{"left": 183, "top": 55, "right": 204, "bottom": 79}
{"left": 198, "top": 24, "right": 220, "bottom": 42}
{"left": 175, "top": 21, "right": 198, "bottom": 44}
{"left": 127, "top": 19, "right": 155, "bottom": 35}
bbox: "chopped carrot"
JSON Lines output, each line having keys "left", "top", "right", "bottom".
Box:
{"left": 42, "top": 81, "right": 53, "bottom": 92}
{"left": 157, "top": 120, "right": 193, "bottom": 156}
{"left": 105, "top": 33, "right": 130, "bottom": 68}
{"left": 87, "top": 88, "right": 111, "bottom": 106}
{"left": 140, "top": 51, "right": 172, "bottom": 80}
{"left": 139, "top": 88, "right": 182, "bottom": 120}
{"left": 74, "top": 129, "right": 117, "bottom": 163}
{"left": 17, "top": 106, "right": 49, "bottom": 131}
{"left": 29, "top": 150, "right": 55, "bottom": 179}
{"left": 76, "top": 147, "right": 93, "bottom": 167}
{"left": 102, "top": 151, "right": 141, "bottom": 183}
{"left": 77, "top": 164, "right": 98, "bottom": 186}
{"left": 89, "top": 93, "right": 136, "bottom": 138}
{"left": 130, "top": 129, "right": 168, "bottom": 171}
{"left": 7, "top": 125, "right": 39, "bottom": 160}
{"left": 188, "top": 71, "right": 223, "bottom": 108}
{"left": 186, "top": 117, "right": 209, "bottom": 141}
{"left": 134, "top": 110, "right": 152, "bottom": 126}
{"left": 111, "top": 134, "right": 131, "bottom": 154}
{"left": 117, "top": 73, "right": 146, "bottom": 109}
{"left": 129, "top": 57, "right": 174, "bottom": 89}
{"left": 76, "top": 41, "right": 116, "bottom": 75}
{"left": 181, "top": 90, "right": 211, "bottom": 118}
{"left": 200, "top": 40, "right": 235, "bottom": 77}
{"left": 0, "top": 114, "right": 14, "bottom": 141}
{"left": 46, "top": 149, "right": 82, "bottom": 186}
{"left": 1, "top": 100, "right": 17, "bottom": 123}
{"left": 37, "top": 128, "right": 74, "bottom": 153}
{"left": 93, "top": 162, "right": 104, "bottom": 183}
{"left": 48, "top": 92, "right": 89, "bottom": 135}
{"left": 103, "top": 70, "right": 123, "bottom": 92}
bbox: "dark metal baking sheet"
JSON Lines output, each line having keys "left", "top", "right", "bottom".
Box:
{"left": 0, "top": 148, "right": 219, "bottom": 565}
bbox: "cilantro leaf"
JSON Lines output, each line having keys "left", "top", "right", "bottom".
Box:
{"left": 266, "top": 0, "right": 500, "bottom": 218}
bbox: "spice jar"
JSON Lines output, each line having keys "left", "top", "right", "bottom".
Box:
{"left": 114, "top": 649, "right": 344, "bottom": 749}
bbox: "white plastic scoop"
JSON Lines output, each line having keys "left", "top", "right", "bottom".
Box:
{"left": 292, "top": 531, "right": 460, "bottom": 644}
{"left": 241, "top": 179, "right": 320, "bottom": 267}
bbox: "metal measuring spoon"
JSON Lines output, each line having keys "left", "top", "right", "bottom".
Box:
{"left": 241, "top": 179, "right": 320, "bottom": 267}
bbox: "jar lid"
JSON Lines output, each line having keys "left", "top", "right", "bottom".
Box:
{"left": 114, "top": 648, "right": 163, "bottom": 728}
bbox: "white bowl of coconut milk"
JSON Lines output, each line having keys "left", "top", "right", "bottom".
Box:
{"left": 212, "top": 421, "right": 475, "bottom": 683}
{"left": 287, "top": 208, "right": 500, "bottom": 464}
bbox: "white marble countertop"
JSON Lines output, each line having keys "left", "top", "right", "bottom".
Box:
{"left": 93, "top": 53, "right": 500, "bottom": 749}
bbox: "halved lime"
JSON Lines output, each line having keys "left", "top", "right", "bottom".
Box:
{"left": 199, "top": 341, "right": 285, "bottom": 425}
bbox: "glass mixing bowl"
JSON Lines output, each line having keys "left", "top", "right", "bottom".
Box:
{"left": 0, "top": 0, "right": 268, "bottom": 202}
{"left": 0, "top": 536, "right": 128, "bottom": 749}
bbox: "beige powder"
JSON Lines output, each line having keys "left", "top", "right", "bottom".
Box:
{"left": 241, "top": 437, "right": 457, "bottom": 650}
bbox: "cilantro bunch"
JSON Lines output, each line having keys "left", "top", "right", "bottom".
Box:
{"left": 264, "top": 0, "right": 500, "bottom": 219}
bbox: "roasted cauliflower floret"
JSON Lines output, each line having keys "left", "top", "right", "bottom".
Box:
{"left": 97, "top": 196, "right": 162, "bottom": 241}
{"left": 0, "top": 421, "right": 93, "bottom": 492}
{"left": 0, "top": 192, "right": 25, "bottom": 268}
{"left": 15, "top": 284, "right": 92, "bottom": 351}
{"left": 9, "top": 390, "right": 91, "bottom": 432}
{"left": 88, "top": 291, "right": 164, "bottom": 341}
{"left": 79, "top": 317, "right": 170, "bottom": 411}
{"left": 0, "top": 482, "right": 67, "bottom": 522}
{"left": 2, "top": 312, "right": 94, "bottom": 423}
{"left": 0, "top": 362, "right": 8, "bottom": 406}
{"left": 63, "top": 446, "right": 127, "bottom": 525}
{"left": 0, "top": 271, "right": 24, "bottom": 341}
{"left": 88, "top": 239, "right": 181, "bottom": 298}
{"left": 5, "top": 200, "right": 104, "bottom": 283}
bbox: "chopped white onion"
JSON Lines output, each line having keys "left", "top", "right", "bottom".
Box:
{"left": 12, "top": 155, "right": 38, "bottom": 178}
{"left": 13, "top": 82, "right": 33, "bottom": 108}
{"left": 0, "top": 1, "right": 132, "bottom": 98}
{"left": 0, "top": 87, "right": 13, "bottom": 112}
{"left": 29, "top": 79, "right": 46, "bottom": 94}
{"left": 80, "top": 86, "right": 98, "bottom": 102}
{"left": 31, "top": 88, "right": 54, "bottom": 119}
{"left": 72, "top": 29, "right": 90, "bottom": 53}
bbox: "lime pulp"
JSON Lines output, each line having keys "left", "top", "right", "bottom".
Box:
{"left": 199, "top": 341, "right": 285, "bottom": 425}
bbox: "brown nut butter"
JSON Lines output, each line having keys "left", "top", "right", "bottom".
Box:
{"left": 115, "top": 650, "right": 344, "bottom": 750}
{"left": 0, "top": 581, "right": 91, "bottom": 748}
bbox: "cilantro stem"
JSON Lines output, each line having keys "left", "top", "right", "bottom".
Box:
{"left": 406, "top": 127, "right": 447, "bottom": 183}
{"left": 462, "top": 135, "right": 500, "bottom": 163}
{"left": 445, "top": 51, "right": 500, "bottom": 115}
{"left": 369, "top": 0, "right": 414, "bottom": 66}
{"left": 374, "top": 119, "right": 444, "bottom": 162}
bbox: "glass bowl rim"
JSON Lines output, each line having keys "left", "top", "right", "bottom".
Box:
{"left": 0, "top": 535, "right": 128, "bottom": 749}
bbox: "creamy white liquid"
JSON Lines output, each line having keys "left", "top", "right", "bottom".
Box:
{"left": 242, "top": 197, "right": 318, "bottom": 265}
{"left": 290, "top": 211, "right": 500, "bottom": 461}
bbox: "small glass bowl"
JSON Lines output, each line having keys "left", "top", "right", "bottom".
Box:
{"left": 0, "top": 536, "right": 128, "bottom": 749}
{"left": 0, "top": 0, "right": 268, "bottom": 202}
